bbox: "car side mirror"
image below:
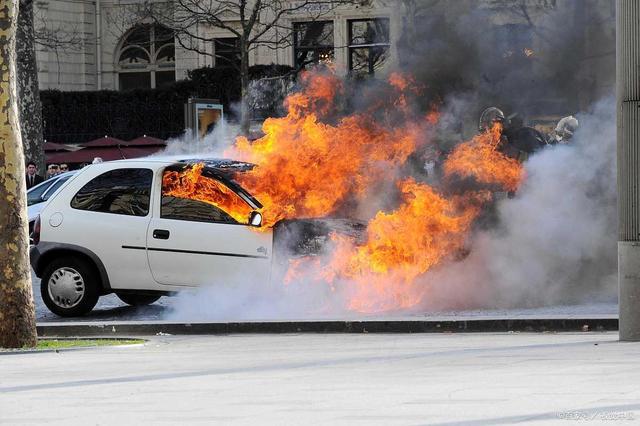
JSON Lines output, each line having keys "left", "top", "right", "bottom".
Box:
{"left": 249, "top": 211, "right": 262, "bottom": 227}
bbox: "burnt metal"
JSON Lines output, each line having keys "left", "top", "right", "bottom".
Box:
{"left": 273, "top": 218, "right": 366, "bottom": 259}
{"left": 177, "top": 158, "right": 256, "bottom": 172}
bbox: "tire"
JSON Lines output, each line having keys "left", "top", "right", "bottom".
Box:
{"left": 116, "top": 293, "right": 161, "bottom": 306}
{"left": 40, "top": 256, "right": 100, "bottom": 317}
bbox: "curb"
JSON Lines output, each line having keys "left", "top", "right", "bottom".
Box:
{"left": 36, "top": 318, "right": 619, "bottom": 337}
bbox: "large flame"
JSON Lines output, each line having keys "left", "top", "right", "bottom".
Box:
{"left": 229, "top": 71, "right": 432, "bottom": 227}
{"left": 167, "top": 70, "right": 524, "bottom": 313}
{"left": 318, "top": 181, "right": 491, "bottom": 312}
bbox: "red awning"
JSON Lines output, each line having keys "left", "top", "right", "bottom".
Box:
{"left": 46, "top": 146, "right": 163, "bottom": 164}
{"left": 127, "top": 136, "right": 166, "bottom": 147}
{"left": 78, "top": 136, "right": 128, "bottom": 148}
{"left": 44, "top": 141, "right": 74, "bottom": 152}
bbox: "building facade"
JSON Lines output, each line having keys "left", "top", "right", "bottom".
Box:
{"left": 34, "top": 0, "right": 615, "bottom": 118}
{"left": 35, "top": 0, "right": 406, "bottom": 92}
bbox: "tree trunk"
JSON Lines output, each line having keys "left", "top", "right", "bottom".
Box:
{"left": 17, "top": 0, "right": 44, "bottom": 175}
{"left": 239, "top": 41, "right": 250, "bottom": 135}
{"left": 0, "top": 0, "right": 38, "bottom": 349}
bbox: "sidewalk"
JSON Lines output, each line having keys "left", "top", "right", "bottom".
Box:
{"left": 1, "top": 332, "right": 637, "bottom": 425}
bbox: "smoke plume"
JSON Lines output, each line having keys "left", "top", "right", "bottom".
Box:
{"left": 159, "top": 118, "right": 239, "bottom": 157}
{"left": 397, "top": 0, "right": 615, "bottom": 132}
{"left": 423, "top": 97, "right": 617, "bottom": 310}
{"left": 161, "top": 1, "right": 616, "bottom": 320}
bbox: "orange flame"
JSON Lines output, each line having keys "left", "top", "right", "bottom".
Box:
{"left": 318, "top": 180, "right": 490, "bottom": 312}
{"left": 162, "top": 163, "right": 253, "bottom": 224}
{"left": 443, "top": 123, "right": 523, "bottom": 192}
{"left": 229, "top": 72, "right": 433, "bottom": 228}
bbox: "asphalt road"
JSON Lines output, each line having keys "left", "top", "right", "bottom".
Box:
{"left": 2, "top": 332, "right": 638, "bottom": 425}
{"left": 33, "top": 273, "right": 618, "bottom": 323}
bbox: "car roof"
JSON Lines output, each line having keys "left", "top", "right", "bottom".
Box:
{"left": 95, "top": 155, "right": 255, "bottom": 171}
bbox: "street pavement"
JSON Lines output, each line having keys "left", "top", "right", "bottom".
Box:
{"left": 33, "top": 275, "right": 618, "bottom": 323}
{"left": 1, "top": 332, "right": 639, "bottom": 425}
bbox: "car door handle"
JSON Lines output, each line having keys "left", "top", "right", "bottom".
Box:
{"left": 153, "top": 229, "right": 170, "bottom": 240}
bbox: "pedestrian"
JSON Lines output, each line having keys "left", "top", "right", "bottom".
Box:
{"left": 59, "top": 163, "right": 69, "bottom": 172}
{"left": 547, "top": 115, "right": 579, "bottom": 145}
{"left": 46, "top": 164, "right": 60, "bottom": 179}
{"left": 25, "top": 161, "right": 44, "bottom": 189}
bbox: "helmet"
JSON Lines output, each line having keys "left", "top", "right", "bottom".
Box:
{"left": 554, "top": 115, "right": 579, "bottom": 141}
{"left": 478, "top": 107, "right": 506, "bottom": 132}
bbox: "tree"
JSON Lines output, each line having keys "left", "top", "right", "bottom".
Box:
{"left": 16, "top": 0, "right": 84, "bottom": 174}
{"left": 17, "top": 0, "right": 44, "bottom": 174}
{"left": 125, "top": 0, "right": 357, "bottom": 133}
{"left": 0, "top": 0, "right": 38, "bottom": 349}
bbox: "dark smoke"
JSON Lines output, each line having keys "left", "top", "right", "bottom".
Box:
{"left": 397, "top": 0, "right": 615, "bottom": 132}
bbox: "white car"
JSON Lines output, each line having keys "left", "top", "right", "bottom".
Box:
{"left": 30, "top": 157, "right": 277, "bottom": 317}
{"left": 27, "top": 171, "right": 77, "bottom": 233}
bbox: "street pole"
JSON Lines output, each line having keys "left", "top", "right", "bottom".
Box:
{"left": 617, "top": 0, "right": 640, "bottom": 341}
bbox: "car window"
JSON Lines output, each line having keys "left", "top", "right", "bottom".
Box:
{"left": 161, "top": 196, "right": 239, "bottom": 224}
{"left": 27, "top": 179, "right": 56, "bottom": 206}
{"left": 161, "top": 168, "right": 251, "bottom": 224}
{"left": 71, "top": 168, "right": 152, "bottom": 216}
{"left": 42, "top": 175, "right": 71, "bottom": 201}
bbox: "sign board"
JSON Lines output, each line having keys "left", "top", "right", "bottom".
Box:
{"left": 184, "top": 98, "right": 224, "bottom": 140}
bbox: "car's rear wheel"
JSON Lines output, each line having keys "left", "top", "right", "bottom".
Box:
{"left": 41, "top": 256, "right": 100, "bottom": 317}
{"left": 116, "top": 293, "right": 161, "bottom": 306}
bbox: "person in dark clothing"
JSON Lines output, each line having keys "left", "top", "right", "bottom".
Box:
{"left": 25, "top": 161, "right": 44, "bottom": 189}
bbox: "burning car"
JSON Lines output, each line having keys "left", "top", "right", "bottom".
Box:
{"left": 29, "top": 157, "right": 364, "bottom": 317}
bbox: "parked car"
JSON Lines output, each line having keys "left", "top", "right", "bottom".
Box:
{"left": 30, "top": 157, "right": 364, "bottom": 317}
{"left": 27, "top": 171, "right": 77, "bottom": 233}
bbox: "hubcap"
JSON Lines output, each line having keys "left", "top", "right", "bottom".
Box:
{"left": 48, "top": 267, "right": 85, "bottom": 309}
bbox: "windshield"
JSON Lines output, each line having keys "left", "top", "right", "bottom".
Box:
{"left": 42, "top": 175, "right": 71, "bottom": 201}
{"left": 201, "top": 167, "right": 263, "bottom": 210}
{"left": 27, "top": 179, "right": 56, "bottom": 206}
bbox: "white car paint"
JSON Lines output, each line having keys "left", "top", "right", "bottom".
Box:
{"left": 27, "top": 171, "right": 77, "bottom": 225}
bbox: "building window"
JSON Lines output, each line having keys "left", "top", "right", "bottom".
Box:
{"left": 293, "top": 21, "right": 334, "bottom": 70}
{"left": 214, "top": 37, "right": 241, "bottom": 68}
{"left": 117, "top": 24, "right": 175, "bottom": 91}
{"left": 348, "top": 18, "right": 390, "bottom": 76}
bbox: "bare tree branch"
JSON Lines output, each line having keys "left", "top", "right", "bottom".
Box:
{"left": 108, "top": 0, "right": 360, "bottom": 132}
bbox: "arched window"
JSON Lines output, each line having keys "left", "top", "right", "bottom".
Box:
{"left": 117, "top": 24, "right": 175, "bottom": 91}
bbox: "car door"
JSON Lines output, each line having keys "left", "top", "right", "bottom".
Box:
{"left": 146, "top": 168, "right": 273, "bottom": 288}
{"left": 60, "top": 167, "right": 156, "bottom": 290}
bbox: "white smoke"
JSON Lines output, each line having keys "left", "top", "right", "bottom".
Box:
{"left": 158, "top": 118, "right": 240, "bottom": 157}
{"left": 425, "top": 97, "right": 617, "bottom": 310}
{"left": 162, "top": 99, "right": 617, "bottom": 320}
{"left": 157, "top": 81, "right": 618, "bottom": 320}
{"left": 165, "top": 262, "right": 354, "bottom": 321}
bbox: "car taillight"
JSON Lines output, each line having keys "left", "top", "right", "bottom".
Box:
{"left": 32, "top": 215, "right": 41, "bottom": 245}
